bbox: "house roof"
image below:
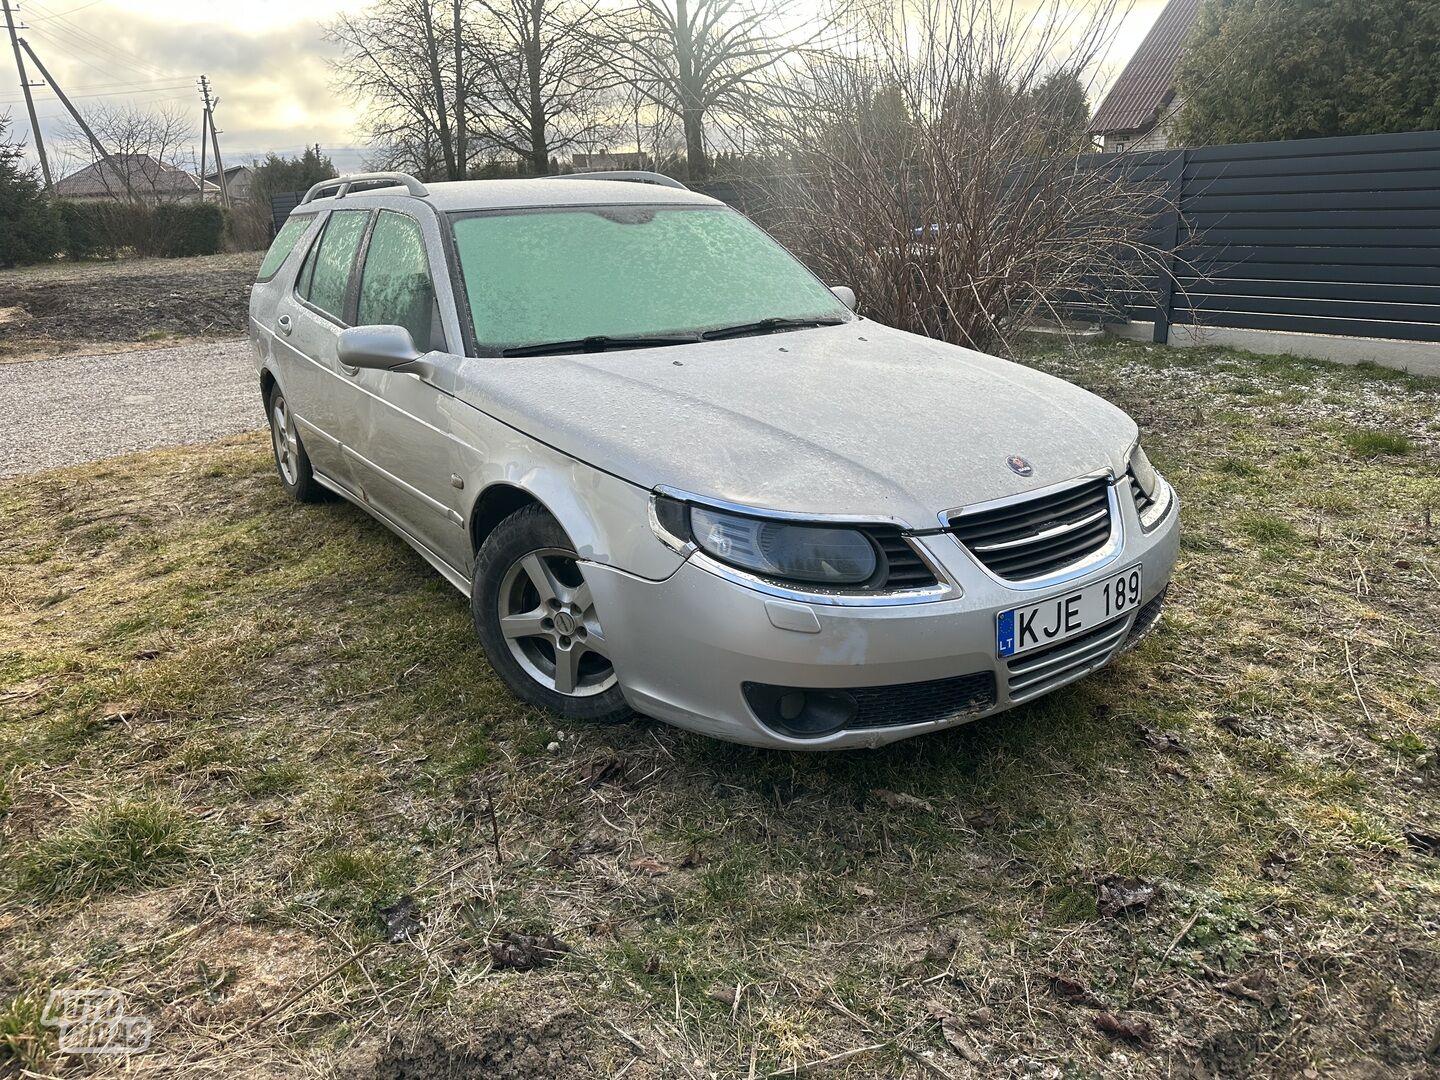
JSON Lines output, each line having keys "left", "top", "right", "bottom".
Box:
{"left": 53, "top": 153, "right": 219, "bottom": 197}
{"left": 205, "top": 164, "right": 251, "bottom": 183}
{"left": 1088, "top": 0, "right": 1201, "bottom": 136}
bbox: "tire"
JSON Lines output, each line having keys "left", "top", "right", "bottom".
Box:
{"left": 472, "top": 504, "right": 630, "bottom": 724}
{"left": 266, "top": 384, "right": 325, "bottom": 504}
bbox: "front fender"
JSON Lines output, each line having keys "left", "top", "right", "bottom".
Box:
{"left": 463, "top": 443, "right": 685, "bottom": 584}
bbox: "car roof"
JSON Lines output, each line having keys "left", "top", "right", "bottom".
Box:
{"left": 305, "top": 177, "right": 724, "bottom": 213}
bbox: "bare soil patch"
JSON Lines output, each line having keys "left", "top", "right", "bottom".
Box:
{"left": 0, "top": 252, "right": 261, "bottom": 361}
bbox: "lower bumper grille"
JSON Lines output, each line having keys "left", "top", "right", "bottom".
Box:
{"left": 1119, "top": 587, "right": 1167, "bottom": 653}
{"left": 744, "top": 671, "right": 997, "bottom": 739}
{"left": 1006, "top": 613, "right": 1131, "bottom": 701}
{"left": 845, "top": 672, "right": 997, "bottom": 730}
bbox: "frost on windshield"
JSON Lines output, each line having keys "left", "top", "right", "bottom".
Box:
{"left": 452, "top": 207, "right": 844, "bottom": 350}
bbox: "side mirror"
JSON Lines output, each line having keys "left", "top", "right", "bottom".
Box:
{"left": 829, "top": 285, "right": 856, "bottom": 311}
{"left": 337, "top": 325, "right": 421, "bottom": 370}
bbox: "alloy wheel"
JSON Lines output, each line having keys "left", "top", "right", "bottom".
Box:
{"left": 497, "top": 547, "right": 616, "bottom": 697}
{"left": 270, "top": 392, "right": 299, "bottom": 486}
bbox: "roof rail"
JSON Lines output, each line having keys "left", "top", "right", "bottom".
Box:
{"left": 547, "top": 170, "right": 688, "bottom": 191}
{"left": 301, "top": 172, "right": 430, "bottom": 205}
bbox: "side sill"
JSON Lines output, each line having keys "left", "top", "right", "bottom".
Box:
{"left": 312, "top": 471, "right": 472, "bottom": 597}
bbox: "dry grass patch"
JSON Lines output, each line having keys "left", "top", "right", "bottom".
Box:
{"left": 1, "top": 341, "right": 1438, "bottom": 1078}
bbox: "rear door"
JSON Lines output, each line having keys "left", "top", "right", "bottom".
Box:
{"left": 347, "top": 207, "right": 470, "bottom": 570}
{"left": 276, "top": 208, "right": 371, "bottom": 490}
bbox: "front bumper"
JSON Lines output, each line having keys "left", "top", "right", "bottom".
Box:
{"left": 584, "top": 489, "right": 1180, "bottom": 750}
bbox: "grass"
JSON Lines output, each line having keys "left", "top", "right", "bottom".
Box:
{"left": 0, "top": 995, "right": 51, "bottom": 1076}
{"left": 1345, "top": 427, "right": 1414, "bottom": 458}
{"left": 15, "top": 797, "right": 208, "bottom": 900}
{"left": 1, "top": 338, "right": 1438, "bottom": 1077}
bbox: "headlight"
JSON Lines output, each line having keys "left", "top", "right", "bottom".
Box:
{"left": 1129, "top": 443, "right": 1159, "bottom": 498}
{"left": 1128, "top": 442, "right": 1173, "bottom": 530}
{"left": 654, "top": 496, "right": 879, "bottom": 585}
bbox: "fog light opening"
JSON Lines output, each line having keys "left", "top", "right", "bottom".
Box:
{"left": 743, "top": 683, "right": 858, "bottom": 739}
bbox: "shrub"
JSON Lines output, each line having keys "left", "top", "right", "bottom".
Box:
{"left": 153, "top": 201, "right": 225, "bottom": 257}
{"left": 59, "top": 199, "right": 227, "bottom": 260}
{"left": 0, "top": 121, "right": 62, "bottom": 267}
{"left": 59, "top": 199, "right": 133, "bottom": 259}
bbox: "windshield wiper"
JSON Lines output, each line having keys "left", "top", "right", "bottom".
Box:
{"left": 700, "top": 316, "right": 846, "bottom": 341}
{"left": 501, "top": 334, "right": 700, "bottom": 357}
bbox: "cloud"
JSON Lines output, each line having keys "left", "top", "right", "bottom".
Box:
{"left": 4, "top": 1, "right": 367, "bottom": 170}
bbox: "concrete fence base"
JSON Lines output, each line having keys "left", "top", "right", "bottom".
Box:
{"left": 1108, "top": 321, "right": 1440, "bottom": 380}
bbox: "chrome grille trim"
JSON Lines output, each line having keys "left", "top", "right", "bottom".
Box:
{"left": 942, "top": 473, "right": 1124, "bottom": 590}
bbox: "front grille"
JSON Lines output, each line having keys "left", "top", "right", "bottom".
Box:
{"left": 1128, "top": 470, "right": 1156, "bottom": 518}
{"left": 845, "top": 671, "right": 997, "bottom": 730}
{"left": 948, "top": 477, "right": 1114, "bottom": 582}
{"left": 873, "top": 530, "right": 940, "bottom": 591}
{"left": 1005, "top": 614, "right": 1130, "bottom": 701}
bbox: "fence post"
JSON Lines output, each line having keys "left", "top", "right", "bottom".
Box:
{"left": 1151, "top": 149, "right": 1186, "bottom": 345}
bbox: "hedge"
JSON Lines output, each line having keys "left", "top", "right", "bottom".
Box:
{"left": 58, "top": 200, "right": 226, "bottom": 260}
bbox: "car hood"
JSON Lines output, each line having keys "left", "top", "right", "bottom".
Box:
{"left": 450, "top": 322, "right": 1138, "bottom": 525}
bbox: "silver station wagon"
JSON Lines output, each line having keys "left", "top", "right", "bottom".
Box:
{"left": 249, "top": 170, "right": 1179, "bottom": 749}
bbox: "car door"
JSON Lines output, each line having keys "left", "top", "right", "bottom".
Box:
{"left": 275, "top": 208, "right": 371, "bottom": 492}
{"left": 347, "top": 207, "right": 470, "bottom": 570}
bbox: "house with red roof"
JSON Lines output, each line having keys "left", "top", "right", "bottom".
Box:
{"left": 1088, "top": 0, "right": 1202, "bottom": 153}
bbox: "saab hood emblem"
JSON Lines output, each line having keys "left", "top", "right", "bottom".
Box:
{"left": 1007, "top": 454, "right": 1034, "bottom": 477}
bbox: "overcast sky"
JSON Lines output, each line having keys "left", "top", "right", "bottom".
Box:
{"left": 1, "top": 0, "right": 1166, "bottom": 176}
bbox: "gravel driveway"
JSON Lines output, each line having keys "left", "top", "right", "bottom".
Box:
{"left": 0, "top": 339, "right": 261, "bottom": 479}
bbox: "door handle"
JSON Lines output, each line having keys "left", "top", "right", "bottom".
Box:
{"left": 276, "top": 314, "right": 293, "bottom": 336}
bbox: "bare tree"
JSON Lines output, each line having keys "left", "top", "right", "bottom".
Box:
{"left": 467, "top": 0, "right": 616, "bottom": 174}
{"left": 594, "top": 0, "right": 838, "bottom": 180}
{"left": 329, "top": 0, "right": 472, "bottom": 180}
{"left": 59, "top": 103, "right": 198, "bottom": 204}
{"left": 754, "top": 0, "right": 1175, "bottom": 354}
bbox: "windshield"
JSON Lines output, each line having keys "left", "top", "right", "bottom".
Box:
{"left": 450, "top": 205, "right": 848, "bottom": 354}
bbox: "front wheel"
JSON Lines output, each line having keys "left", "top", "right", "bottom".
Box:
{"left": 472, "top": 505, "right": 630, "bottom": 723}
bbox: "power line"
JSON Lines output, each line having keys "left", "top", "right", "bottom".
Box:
{"left": 24, "top": 0, "right": 104, "bottom": 18}
{"left": 0, "top": 83, "right": 193, "bottom": 105}
{"left": 23, "top": 22, "right": 168, "bottom": 83}
{"left": 23, "top": 24, "right": 160, "bottom": 84}
{"left": 24, "top": 0, "right": 177, "bottom": 80}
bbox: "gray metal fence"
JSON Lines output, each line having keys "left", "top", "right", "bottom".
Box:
{"left": 1116, "top": 129, "right": 1440, "bottom": 344}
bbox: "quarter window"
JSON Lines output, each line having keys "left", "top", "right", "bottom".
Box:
{"left": 297, "top": 210, "right": 369, "bottom": 322}
{"left": 257, "top": 214, "right": 312, "bottom": 281}
{"left": 357, "top": 211, "right": 441, "bottom": 350}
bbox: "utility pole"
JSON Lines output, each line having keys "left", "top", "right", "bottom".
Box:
{"left": 18, "top": 36, "right": 134, "bottom": 200}
{"left": 197, "top": 105, "right": 207, "bottom": 202}
{"left": 198, "top": 75, "right": 229, "bottom": 209}
{"left": 3, "top": 0, "right": 50, "bottom": 187}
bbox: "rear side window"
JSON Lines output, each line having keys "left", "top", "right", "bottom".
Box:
{"left": 257, "top": 214, "right": 313, "bottom": 281}
{"left": 356, "top": 211, "right": 441, "bottom": 350}
{"left": 297, "top": 210, "right": 369, "bottom": 322}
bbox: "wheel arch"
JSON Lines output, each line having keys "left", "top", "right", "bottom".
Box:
{"left": 463, "top": 458, "right": 686, "bottom": 583}
{"left": 469, "top": 483, "right": 547, "bottom": 555}
{"left": 259, "top": 368, "right": 278, "bottom": 409}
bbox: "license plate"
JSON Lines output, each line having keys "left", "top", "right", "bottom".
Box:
{"left": 997, "top": 565, "right": 1143, "bottom": 658}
